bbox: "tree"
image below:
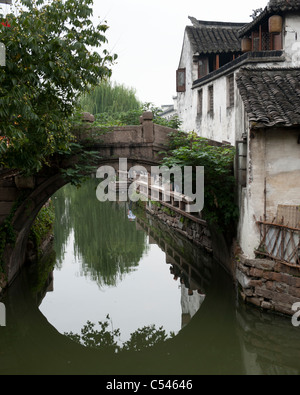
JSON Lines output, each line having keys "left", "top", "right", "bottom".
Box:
{"left": 53, "top": 179, "right": 148, "bottom": 287}
{"left": 0, "top": 0, "right": 117, "bottom": 174}
{"left": 80, "top": 80, "right": 141, "bottom": 115}
{"left": 161, "top": 131, "right": 238, "bottom": 230}
{"left": 93, "top": 102, "right": 182, "bottom": 130}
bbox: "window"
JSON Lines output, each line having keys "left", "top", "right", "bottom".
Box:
{"left": 250, "top": 21, "right": 283, "bottom": 51}
{"left": 262, "top": 31, "right": 271, "bottom": 50}
{"left": 198, "top": 57, "right": 208, "bottom": 79}
{"left": 176, "top": 68, "right": 186, "bottom": 92}
{"left": 227, "top": 74, "right": 234, "bottom": 109}
{"left": 208, "top": 85, "right": 214, "bottom": 115}
{"left": 236, "top": 140, "right": 247, "bottom": 187}
{"left": 197, "top": 89, "right": 203, "bottom": 115}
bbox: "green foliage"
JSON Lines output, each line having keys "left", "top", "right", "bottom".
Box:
{"left": 58, "top": 141, "right": 100, "bottom": 188}
{"left": 80, "top": 81, "right": 182, "bottom": 130}
{"left": 0, "top": 192, "right": 28, "bottom": 272}
{"left": 0, "top": 0, "right": 116, "bottom": 174}
{"left": 66, "top": 318, "right": 121, "bottom": 352}
{"left": 29, "top": 200, "right": 55, "bottom": 251}
{"left": 161, "top": 131, "right": 238, "bottom": 230}
{"left": 161, "top": 207, "right": 175, "bottom": 217}
{"left": 53, "top": 179, "right": 148, "bottom": 287}
{"left": 122, "top": 324, "right": 174, "bottom": 352}
{"left": 65, "top": 316, "right": 174, "bottom": 353}
{"left": 92, "top": 102, "right": 182, "bottom": 130}
{"left": 0, "top": 216, "right": 15, "bottom": 273}
{"left": 80, "top": 80, "right": 141, "bottom": 115}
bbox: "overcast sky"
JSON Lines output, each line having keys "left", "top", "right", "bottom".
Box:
{"left": 92, "top": 0, "right": 269, "bottom": 107}
{"left": 0, "top": 0, "right": 270, "bottom": 107}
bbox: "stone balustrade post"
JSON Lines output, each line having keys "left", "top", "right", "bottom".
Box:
{"left": 140, "top": 111, "right": 154, "bottom": 143}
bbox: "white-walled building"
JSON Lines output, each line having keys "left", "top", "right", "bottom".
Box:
{"left": 176, "top": 0, "right": 300, "bottom": 263}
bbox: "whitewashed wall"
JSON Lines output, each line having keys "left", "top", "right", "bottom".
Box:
{"left": 176, "top": 30, "right": 198, "bottom": 132}
{"left": 238, "top": 128, "right": 300, "bottom": 257}
{"left": 283, "top": 12, "right": 300, "bottom": 65}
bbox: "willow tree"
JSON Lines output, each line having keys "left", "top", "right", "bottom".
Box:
{"left": 0, "top": 0, "right": 117, "bottom": 174}
{"left": 53, "top": 179, "right": 148, "bottom": 288}
{"left": 80, "top": 81, "right": 141, "bottom": 115}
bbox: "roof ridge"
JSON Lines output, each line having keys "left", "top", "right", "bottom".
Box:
{"left": 240, "top": 66, "right": 300, "bottom": 71}
{"left": 188, "top": 16, "right": 246, "bottom": 28}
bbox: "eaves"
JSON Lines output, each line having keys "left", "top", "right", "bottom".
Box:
{"left": 192, "top": 50, "right": 285, "bottom": 90}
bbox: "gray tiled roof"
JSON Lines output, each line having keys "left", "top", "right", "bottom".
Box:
{"left": 186, "top": 19, "right": 246, "bottom": 54}
{"left": 268, "top": 0, "right": 300, "bottom": 12}
{"left": 236, "top": 68, "right": 300, "bottom": 128}
{"left": 239, "top": 0, "right": 300, "bottom": 37}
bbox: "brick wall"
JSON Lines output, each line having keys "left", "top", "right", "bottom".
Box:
{"left": 236, "top": 254, "right": 300, "bottom": 316}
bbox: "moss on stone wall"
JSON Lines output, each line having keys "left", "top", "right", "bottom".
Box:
{"left": 28, "top": 200, "right": 55, "bottom": 258}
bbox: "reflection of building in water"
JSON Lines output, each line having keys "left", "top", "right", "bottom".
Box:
{"left": 169, "top": 264, "right": 205, "bottom": 328}
{"left": 181, "top": 285, "right": 205, "bottom": 328}
{"left": 136, "top": 214, "right": 211, "bottom": 328}
{"left": 237, "top": 303, "right": 300, "bottom": 375}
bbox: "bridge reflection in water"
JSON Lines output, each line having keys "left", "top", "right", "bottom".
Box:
{"left": 1, "top": 184, "right": 300, "bottom": 375}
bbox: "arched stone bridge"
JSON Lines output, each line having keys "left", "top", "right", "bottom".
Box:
{"left": 0, "top": 112, "right": 175, "bottom": 288}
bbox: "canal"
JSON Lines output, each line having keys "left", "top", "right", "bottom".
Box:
{"left": 1, "top": 178, "right": 300, "bottom": 375}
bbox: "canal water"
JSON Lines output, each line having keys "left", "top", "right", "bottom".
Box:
{"left": 1, "top": 178, "right": 300, "bottom": 375}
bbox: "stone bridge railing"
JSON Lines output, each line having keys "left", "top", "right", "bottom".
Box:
{"left": 74, "top": 111, "right": 174, "bottom": 171}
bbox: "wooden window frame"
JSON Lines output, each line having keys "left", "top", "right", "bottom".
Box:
{"left": 208, "top": 85, "right": 214, "bottom": 116}
{"left": 198, "top": 57, "right": 208, "bottom": 79}
{"left": 176, "top": 68, "right": 186, "bottom": 92}
{"left": 227, "top": 74, "right": 234, "bottom": 109}
{"left": 197, "top": 89, "right": 203, "bottom": 115}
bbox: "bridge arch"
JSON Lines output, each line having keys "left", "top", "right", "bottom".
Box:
{"left": 0, "top": 113, "right": 175, "bottom": 288}
{"left": 1, "top": 231, "right": 241, "bottom": 375}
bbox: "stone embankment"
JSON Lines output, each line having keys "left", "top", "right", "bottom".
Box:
{"left": 236, "top": 254, "right": 300, "bottom": 316}
{"left": 146, "top": 201, "right": 212, "bottom": 252}
{"left": 146, "top": 196, "right": 300, "bottom": 317}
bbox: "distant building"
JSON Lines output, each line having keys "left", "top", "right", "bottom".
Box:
{"left": 159, "top": 97, "right": 178, "bottom": 121}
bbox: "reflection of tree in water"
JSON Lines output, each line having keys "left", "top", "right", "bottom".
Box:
{"left": 53, "top": 178, "right": 148, "bottom": 287}
{"left": 53, "top": 192, "right": 72, "bottom": 269}
{"left": 65, "top": 316, "right": 174, "bottom": 353}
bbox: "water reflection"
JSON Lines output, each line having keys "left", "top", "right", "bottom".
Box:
{"left": 135, "top": 212, "right": 208, "bottom": 328}
{"left": 54, "top": 182, "right": 148, "bottom": 287}
{"left": 1, "top": 179, "right": 300, "bottom": 375}
{"left": 65, "top": 317, "right": 175, "bottom": 353}
{"left": 236, "top": 303, "right": 300, "bottom": 375}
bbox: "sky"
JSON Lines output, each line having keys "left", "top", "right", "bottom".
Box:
{"left": 91, "top": 0, "right": 270, "bottom": 107}
{"left": 0, "top": 0, "right": 270, "bottom": 107}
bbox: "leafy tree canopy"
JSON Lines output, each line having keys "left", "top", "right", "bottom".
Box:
{"left": 161, "top": 131, "right": 239, "bottom": 230}
{"left": 80, "top": 80, "right": 141, "bottom": 115}
{"left": 0, "top": 0, "right": 117, "bottom": 174}
{"left": 92, "top": 102, "right": 182, "bottom": 131}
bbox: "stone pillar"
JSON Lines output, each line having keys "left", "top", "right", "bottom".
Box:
{"left": 82, "top": 112, "right": 95, "bottom": 123}
{"left": 141, "top": 111, "right": 154, "bottom": 143}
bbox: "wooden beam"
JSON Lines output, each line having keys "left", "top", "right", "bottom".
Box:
{"left": 259, "top": 25, "right": 262, "bottom": 51}
{"left": 215, "top": 54, "right": 220, "bottom": 70}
